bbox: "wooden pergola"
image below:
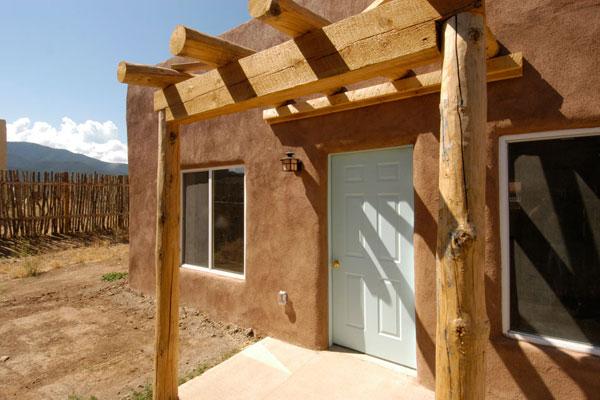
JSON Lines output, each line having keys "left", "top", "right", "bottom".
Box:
{"left": 117, "top": 1, "right": 523, "bottom": 399}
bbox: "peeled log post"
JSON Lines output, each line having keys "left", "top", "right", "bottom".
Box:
{"left": 153, "top": 110, "right": 181, "bottom": 400}
{"left": 435, "top": 11, "right": 490, "bottom": 400}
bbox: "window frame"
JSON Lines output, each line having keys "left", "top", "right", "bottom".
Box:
{"left": 499, "top": 127, "right": 600, "bottom": 356}
{"left": 180, "top": 165, "right": 246, "bottom": 280}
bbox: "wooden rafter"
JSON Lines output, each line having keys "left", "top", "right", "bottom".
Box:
{"left": 170, "top": 25, "right": 256, "bottom": 67}
{"left": 248, "top": 0, "right": 331, "bottom": 37}
{"left": 117, "top": 62, "right": 192, "bottom": 88}
{"left": 263, "top": 53, "right": 523, "bottom": 124}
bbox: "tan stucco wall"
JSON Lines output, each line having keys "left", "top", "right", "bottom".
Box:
{"left": 0, "top": 119, "right": 6, "bottom": 170}
{"left": 126, "top": 1, "right": 600, "bottom": 398}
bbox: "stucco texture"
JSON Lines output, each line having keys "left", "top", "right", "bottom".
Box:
{"left": 126, "top": 1, "right": 600, "bottom": 398}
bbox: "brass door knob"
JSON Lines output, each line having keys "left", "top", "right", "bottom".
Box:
{"left": 332, "top": 259, "right": 341, "bottom": 269}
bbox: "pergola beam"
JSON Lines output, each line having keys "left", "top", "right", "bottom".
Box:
{"left": 263, "top": 53, "right": 523, "bottom": 124}
{"left": 154, "top": 0, "right": 469, "bottom": 123}
{"left": 248, "top": 0, "right": 331, "bottom": 37}
{"left": 170, "top": 25, "right": 256, "bottom": 67}
{"left": 117, "top": 62, "right": 192, "bottom": 88}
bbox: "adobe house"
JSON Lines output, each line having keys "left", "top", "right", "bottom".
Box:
{"left": 121, "top": 0, "right": 599, "bottom": 398}
{"left": 0, "top": 119, "right": 6, "bottom": 170}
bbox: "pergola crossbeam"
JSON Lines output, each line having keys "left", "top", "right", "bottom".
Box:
{"left": 263, "top": 53, "right": 523, "bottom": 124}
{"left": 153, "top": 0, "right": 469, "bottom": 123}
{"left": 170, "top": 25, "right": 256, "bottom": 67}
{"left": 249, "top": 0, "right": 331, "bottom": 37}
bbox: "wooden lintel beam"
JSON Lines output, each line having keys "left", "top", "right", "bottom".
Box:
{"left": 249, "top": 0, "right": 331, "bottom": 37}
{"left": 170, "top": 25, "right": 256, "bottom": 67}
{"left": 364, "top": 1, "right": 499, "bottom": 64}
{"left": 154, "top": 0, "right": 461, "bottom": 123}
{"left": 117, "top": 62, "right": 192, "bottom": 88}
{"left": 263, "top": 53, "right": 523, "bottom": 124}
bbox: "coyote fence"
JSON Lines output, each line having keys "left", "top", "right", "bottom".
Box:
{"left": 0, "top": 170, "right": 129, "bottom": 239}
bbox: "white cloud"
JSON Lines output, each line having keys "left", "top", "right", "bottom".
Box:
{"left": 7, "top": 117, "right": 128, "bottom": 164}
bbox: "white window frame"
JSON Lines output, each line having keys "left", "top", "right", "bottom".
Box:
{"left": 180, "top": 165, "right": 246, "bottom": 280}
{"left": 499, "top": 127, "right": 600, "bottom": 356}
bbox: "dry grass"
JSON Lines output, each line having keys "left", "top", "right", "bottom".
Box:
{"left": 0, "top": 243, "right": 128, "bottom": 280}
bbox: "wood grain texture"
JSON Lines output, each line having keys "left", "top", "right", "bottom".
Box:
{"left": 170, "top": 25, "right": 256, "bottom": 67}
{"left": 117, "top": 62, "right": 192, "bottom": 88}
{"left": 435, "top": 11, "right": 490, "bottom": 400}
{"left": 248, "top": 0, "right": 331, "bottom": 37}
{"left": 153, "top": 111, "right": 180, "bottom": 400}
{"left": 263, "top": 53, "right": 523, "bottom": 124}
{"left": 154, "top": 0, "right": 449, "bottom": 122}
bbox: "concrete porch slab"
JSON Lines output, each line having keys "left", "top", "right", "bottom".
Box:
{"left": 179, "top": 337, "right": 434, "bottom": 400}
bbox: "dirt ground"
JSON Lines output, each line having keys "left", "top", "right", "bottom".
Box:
{"left": 0, "top": 243, "right": 256, "bottom": 399}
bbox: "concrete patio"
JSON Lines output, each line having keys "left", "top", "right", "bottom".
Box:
{"left": 179, "top": 337, "right": 434, "bottom": 400}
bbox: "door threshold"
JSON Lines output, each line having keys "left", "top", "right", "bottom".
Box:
{"left": 329, "top": 344, "right": 417, "bottom": 377}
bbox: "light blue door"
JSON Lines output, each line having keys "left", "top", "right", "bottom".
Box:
{"left": 331, "top": 147, "right": 416, "bottom": 368}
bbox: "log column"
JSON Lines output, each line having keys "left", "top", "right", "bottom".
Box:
{"left": 435, "top": 10, "right": 490, "bottom": 400}
{"left": 154, "top": 110, "right": 181, "bottom": 400}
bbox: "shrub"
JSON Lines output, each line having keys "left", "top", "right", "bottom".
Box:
{"left": 101, "top": 272, "right": 128, "bottom": 282}
{"left": 129, "top": 384, "right": 152, "bottom": 400}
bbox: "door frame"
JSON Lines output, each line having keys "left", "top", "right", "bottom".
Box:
{"left": 327, "top": 145, "right": 415, "bottom": 350}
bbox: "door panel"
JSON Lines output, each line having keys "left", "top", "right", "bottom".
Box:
{"left": 331, "top": 147, "right": 415, "bottom": 368}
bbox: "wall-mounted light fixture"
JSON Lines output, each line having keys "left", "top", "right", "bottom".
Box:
{"left": 280, "top": 152, "right": 301, "bottom": 173}
{"left": 278, "top": 290, "right": 288, "bottom": 305}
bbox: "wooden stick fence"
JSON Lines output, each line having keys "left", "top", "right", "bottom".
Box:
{"left": 0, "top": 170, "right": 129, "bottom": 239}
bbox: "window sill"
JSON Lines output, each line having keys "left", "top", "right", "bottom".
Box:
{"left": 505, "top": 330, "right": 600, "bottom": 357}
{"left": 181, "top": 264, "right": 245, "bottom": 281}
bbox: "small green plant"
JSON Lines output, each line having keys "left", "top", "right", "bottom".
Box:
{"left": 67, "top": 395, "right": 98, "bottom": 400}
{"left": 129, "top": 384, "right": 152, "bottom": 400}
{"left": 101, "top": 272, "right": 128, "bottom": 282}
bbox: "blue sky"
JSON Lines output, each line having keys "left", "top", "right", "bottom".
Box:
{"left": 0, "top": 0, "right": 249, "bottom": 163}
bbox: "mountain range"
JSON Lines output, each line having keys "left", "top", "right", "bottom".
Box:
{"left": 6, "top": 142, "right": 128, "bottom": 175}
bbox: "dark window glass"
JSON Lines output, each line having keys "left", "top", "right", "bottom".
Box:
{"left": 508, "top": 135, "right": 600, "bottom": 345}
{"left": 213, "top": 168, "right": 245, "bottom": 274}
{"left": 182, "top": 171, "right": 209, "bottom": 267}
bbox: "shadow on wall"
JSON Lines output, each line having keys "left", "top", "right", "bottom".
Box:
{"left": 266, "top": 48, "right": 600, "bottom": 396}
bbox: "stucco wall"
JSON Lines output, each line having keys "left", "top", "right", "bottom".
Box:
{"left": 126, "top": 1, "right": 600, "bottom": 398}
{"left": 0, "top": 119, "right": 6, "bottom": 170}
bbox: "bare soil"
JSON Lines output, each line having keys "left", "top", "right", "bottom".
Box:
{"left": 0, "top": 244, "right": 256, "bottom": 399}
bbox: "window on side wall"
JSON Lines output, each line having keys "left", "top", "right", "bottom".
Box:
{"left": 182, "top": 166, "right": 245, "bottom": 277}
{"left": 500, "top": 130, "right": 600, "bottom": 354}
